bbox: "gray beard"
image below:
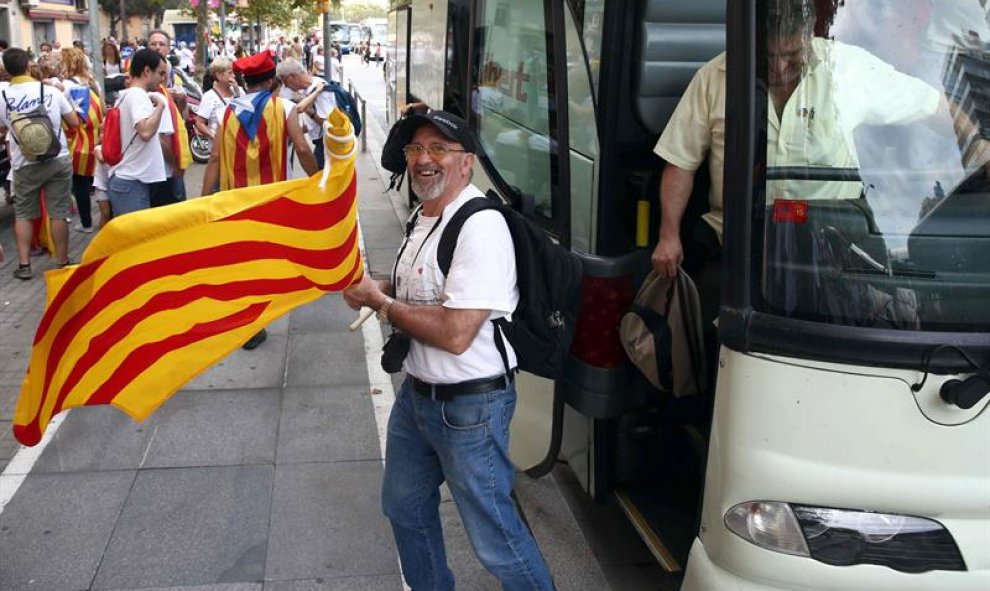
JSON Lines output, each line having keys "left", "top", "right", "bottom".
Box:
{"left": 411, "top": 175, "right": 445, "bottom": 201}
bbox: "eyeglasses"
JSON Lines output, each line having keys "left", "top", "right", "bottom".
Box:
{"left": 403, "top": 144, "right": 469, "bottom": 159}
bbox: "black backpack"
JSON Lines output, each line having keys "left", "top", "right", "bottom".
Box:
{"left": 427, "top": 193, "right": 583, "bottom": 379}
{"left": 323, "top": 81, "right": 362, "bottom": 137}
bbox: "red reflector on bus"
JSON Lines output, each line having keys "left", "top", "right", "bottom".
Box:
{"left": 773, "top": 199, "right": 809, "bottom": 223}
{"left": 570, "top": 275, "right": 635, "bottom": 368}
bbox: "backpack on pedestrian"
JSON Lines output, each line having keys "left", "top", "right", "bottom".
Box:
{"left": 100, "top": 98, "right": 137, "bottom": 167}
{"left": 324, "top": 81, "right": 362, "bottom": 137}
{"left": 425, "top": 192, "right": 584, "bottom": 380}
{"left": 619, "top": 269, "right": 708, "bottom": 397}
{"left": 2, "top": 83, "right": 61, "bottom": 162}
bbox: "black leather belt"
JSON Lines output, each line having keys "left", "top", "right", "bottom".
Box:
{"left": 410, "top": 373, "right": 514, "bottom": 401}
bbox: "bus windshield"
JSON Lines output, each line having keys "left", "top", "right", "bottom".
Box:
{"left": 756, "top": 0, "right": 990, "bottom": 333}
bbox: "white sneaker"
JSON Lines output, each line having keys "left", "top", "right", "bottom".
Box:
{"left": 73, "top": 222, "right": 94, "bottom": 233}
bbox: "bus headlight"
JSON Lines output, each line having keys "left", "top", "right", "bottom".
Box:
{"left": 725, "top": 502, "right": 967, "bottom": 573}
{"left": 791, "top": 505, "right": 966, "bottom": 573}
{"left": 724, "top": 501, "right": 810, "bottom": 556}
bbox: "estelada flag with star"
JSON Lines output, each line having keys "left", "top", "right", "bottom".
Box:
{"left": 12, "top": 110, "right": 361, "bottom": 446}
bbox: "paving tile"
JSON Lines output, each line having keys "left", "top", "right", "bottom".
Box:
{"left": 284, "top": 332, "right": 368, "bottom": 388}
{"left": 0, "top": 470, "right": 136, "bottom": 591}
{"left": 184, "top": 328, "right": 289, "bottom": 391}
{"left": 263, "top": 576, "right": 403, "bottom": 591}
{"left": 276, "top": 386, "right": 380, "bottom": 463}
{"left": 92, "top": 465, "right": 273, "bottom": 590}
{"left": 139, "top": 389, "right": 280, "bottom": 468}
{"left": 515, "top": 474, "right": 610, "bottom": 590}
{"left": 32, "top": 406, "right": 157, "bottom": 473}
{"left": 289, "top": 294, "right": 362, "bottom": 334}
{"left": 265, "top": 461, "right": 398, "bottom": 581}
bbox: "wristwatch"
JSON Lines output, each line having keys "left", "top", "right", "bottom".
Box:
{"left": 377, "top": 297, "right": 395, "bottom": 322}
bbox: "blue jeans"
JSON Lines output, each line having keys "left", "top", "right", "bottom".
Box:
{"left": 383, "top": 378, "right": 554, "bottom": 591}
{"left": 107, "top": 175, "right": 151, "bottom": 216}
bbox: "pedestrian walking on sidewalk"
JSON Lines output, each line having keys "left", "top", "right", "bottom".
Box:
{"left": 343, "top": 111, "right": 556, "bottom": 591}
{"left": 0, "top": 48, "right": 80, "bottom": 279}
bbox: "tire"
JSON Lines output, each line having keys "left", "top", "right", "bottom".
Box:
{"left": 190, "top": 134, "right": 212, "bottom": 164}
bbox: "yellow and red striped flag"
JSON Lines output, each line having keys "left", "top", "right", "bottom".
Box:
{"left": 12, "top": 110, "right": 361, "bottom": 446}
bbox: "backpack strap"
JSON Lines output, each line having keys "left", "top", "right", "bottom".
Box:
{"left": 1, "top": 90, "right": 16, "bottom": 147}
{"left": 630, "top": 303, "right": 675, "bottom": 392}
{"left": 436, "top": 195, "right": 511, "bottom": 374}
{"left": 436, "top": 196, "right": 497, "bottom": 276}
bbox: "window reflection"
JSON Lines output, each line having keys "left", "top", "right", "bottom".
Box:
{"left": 761, "top": 0, "right": 990, "bottom": 332}
{"left": 473, "top": 0, "right": 553, "bottom": 218}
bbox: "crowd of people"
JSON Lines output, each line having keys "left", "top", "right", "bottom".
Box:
{"left": 0, "top": 30, "right": 353, "bottom": 279}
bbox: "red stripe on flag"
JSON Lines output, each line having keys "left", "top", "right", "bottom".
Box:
{"left": 256, "top": 113, "right": 274, "bottom": 184}
{"left": 225, "top": 177, "right": 356, "bottom": 230}
{"left": 35, "top": 258, "right": 107, "bottom": 344}
{"left": 233, "top": 118, "right": 250, "bottom": 188}
{"left": 88, "top": 300, "right": 270, "bottom": 405}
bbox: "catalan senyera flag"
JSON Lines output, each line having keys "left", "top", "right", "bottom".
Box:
{"left": 12, "top": 109, "right": 361, "bottom": 446}
{"left": 161, "top": 81, "right": 193, "bottom": 171}
{"left": 65, "top": 84, "right": 104, "bottom": 177}
{"left": 219, "top": 91, "right": 288, "bottom": 190}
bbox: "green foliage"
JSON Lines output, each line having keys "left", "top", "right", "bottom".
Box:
{"left": 339, "top": 1, "right": 386, "bottom": 22}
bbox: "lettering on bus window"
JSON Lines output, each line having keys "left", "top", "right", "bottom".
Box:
{"left": 479, "top": 55, "right": 531, "bottom": 102}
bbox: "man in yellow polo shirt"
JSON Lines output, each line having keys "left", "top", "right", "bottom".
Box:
{"left": 651, "top": 0, "right": 945, "bottom": 280}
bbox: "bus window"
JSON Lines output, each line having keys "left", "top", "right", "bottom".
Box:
{"left": 473, "top": 0, "right": 553, "bottom": 219}
{"left": 758, "top": 0, "right": 990, "bottom": 333}
{"left": 565, "top": 1, "right": 600, "bottom": 252}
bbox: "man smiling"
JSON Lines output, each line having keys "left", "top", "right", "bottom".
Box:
{"left": 343, "top": 111, "right": 555, "bottom": 591}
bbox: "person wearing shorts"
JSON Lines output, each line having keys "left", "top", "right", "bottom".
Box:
{"left": 0, "top": 48, "right": 80, "bottom": 279}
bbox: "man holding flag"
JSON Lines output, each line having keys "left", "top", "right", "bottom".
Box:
{"left": 202, "top": 50, "right": 319, "bottom": 349}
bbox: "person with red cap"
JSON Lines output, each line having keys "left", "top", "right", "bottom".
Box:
{"left": 201, "top": 50, "right": 318, "bottom": 350}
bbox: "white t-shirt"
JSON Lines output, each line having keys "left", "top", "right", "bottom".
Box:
{"left": 398, "top": 186, "right": 519, "bottom": 383}
{"left": 281, "top": 80, "right": 337, "bottom": 140}
{"left": 328, "top": 56, "right": 341, "bottom": 83}
{"left": 110, "top": 87, "right": 173, "bottom": 183}
{"left": 0, "top": 79, "right": 73, "bottom": 169}
{"left": 196, "top": 88, "right": 233, "bottom": 133}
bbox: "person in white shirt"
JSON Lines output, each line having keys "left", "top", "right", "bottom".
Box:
{"left": 177, "top": 41, "right": 194, "bottom": 74}
{"left": 275, "top": 57, "right": 336, "bottom": 169}
{"left": 342, "top": 111, "right": 555, "bottom": 591}
{"left": 328, "top": 48, "right": 342, "bottom": 84}
{"left": 0, "top": 48, "right": 80, "bottom": 279}
{"left": 195, "top": 57, "right": 241, "bottom": 138}
{"left": 106, "top": 48, "right": 170, "bottom": 217}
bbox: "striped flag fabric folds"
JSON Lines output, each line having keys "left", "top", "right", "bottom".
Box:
{"left": 12, "top": 112, "right": 361, "bottom": 446}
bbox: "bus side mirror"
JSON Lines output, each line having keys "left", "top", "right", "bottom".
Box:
{"left": 940, "top": 374, "right": 990, "bottom": 410}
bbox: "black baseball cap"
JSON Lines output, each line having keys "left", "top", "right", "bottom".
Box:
{"left": 399, "top": 111, "right": 477, "bottom": 153}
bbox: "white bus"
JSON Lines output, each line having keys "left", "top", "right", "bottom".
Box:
{"left": 387, "top": 0, "right": 990, "bottom": 589}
